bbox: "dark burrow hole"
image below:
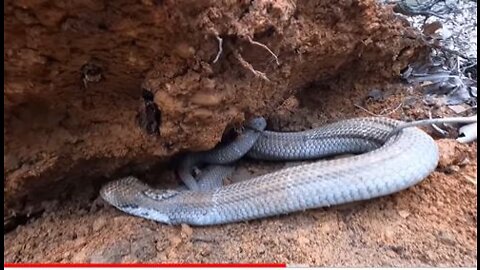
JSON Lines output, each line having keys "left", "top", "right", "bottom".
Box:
{"left": 137, "top": 89, "right": 162, "bottom": 135}
{"left": 3, "top": 157, "right": 178, "bottom": 234}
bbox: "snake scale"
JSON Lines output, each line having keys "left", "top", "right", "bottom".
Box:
{"left": 100, "top": 117, "right": 440, "bottom": 226}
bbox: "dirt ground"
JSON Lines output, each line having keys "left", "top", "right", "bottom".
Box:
{"left": 4, "top": 80, "right": 477, "bottom": 266}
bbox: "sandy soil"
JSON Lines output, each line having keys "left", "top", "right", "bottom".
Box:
{"left": 4, "top": 80, "right": 477, "bottom": 266}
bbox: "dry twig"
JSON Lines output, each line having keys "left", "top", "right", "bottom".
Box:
{"left": 212, "top": 36, "right": 223, "bottom": 64}
{"left": 231, "top": 47, "right": 270, "bottom": 82}
{"left": 354, "top": 102, "right": 403, "bottom": 117}
{"left": 246, "top": 36, "right": 280, "bottom": 66}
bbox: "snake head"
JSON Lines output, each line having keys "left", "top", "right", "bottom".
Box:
{"left": 100, "top": 177, "right": 179, "bottom": 224}
{"left": 246, "top": 117, "right": 267, "bottom": 132}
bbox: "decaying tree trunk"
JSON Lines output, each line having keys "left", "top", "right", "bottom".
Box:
{"left": 4, "top": 0, "right": 426, "bottom": 213}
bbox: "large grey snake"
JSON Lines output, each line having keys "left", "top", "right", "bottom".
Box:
{"left": 99, "top": 116, "right": 450, "bottom": 226}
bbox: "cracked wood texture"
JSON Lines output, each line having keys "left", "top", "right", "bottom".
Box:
{"left": 4, "top": 0, "right": 425, "bottom": 213}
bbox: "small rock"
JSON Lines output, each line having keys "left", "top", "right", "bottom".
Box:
{"left": 398, "top": 210, "right": 410, "bottom": 219}
{"left": 257, "top": 244, "right": 266, "bottom": 255}
{"left": 383, "top": 227, "right": 395, "bottom": 242}
{"left": 92, "top": 217, "right": 107, "bottom": 232}
{"left": 444, "top": 165, "right": 460, "bottom": 174}
{"left": 63, "top": 251, "right": 71, "bottom": 258}
{"left": 318, "top": 222, "right": 332, "bottom": 234}
{"left": 389, "top": 245, "right": 406, "bottom": 255}
{"left": 180, "top": 223, "right": 193, "bottom": 239}
{"left": 429, "top": 206, "right": 439, "bottom": 215}
{"left": 437, "top": 231, "right": 457, "bottom": 246}
{"left": 458, "top": 157, "right": 471, "bottom": 166}
{"left": 199, "top": 247, "right": 212, "bottom": 257}
{"left": 437, "top": 139, "right": 465, "bottom": 168}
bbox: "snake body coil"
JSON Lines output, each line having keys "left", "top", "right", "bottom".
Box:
{"left": 100, "top": 117, "right": 439, "bottom": 226}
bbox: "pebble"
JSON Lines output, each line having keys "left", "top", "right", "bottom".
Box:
{"left": 437, "top": 231, "right": 457, "bottom": 246}
{"left": 398, "top": 210, "right": 411, "bottom": 219}
{"left": 199, "top": 247, "right": 212, "bottom": 257}
{"left": 92, "top": 217, "right": 107, "bottom": 232}
{"left": 444, "top": 165, "right": 460, "bottom": 174}
{"left": 383, "top": 227, "right": 395, "bottom": 243}
{"left": 390, "top": 245, "right": 406, "bottom": 255}
{"left": 256, "top": 244, "right": 266, "bottom": 255}
{"left": 180, "top": 223, "right": 193, "bottom": 239}
{"left": 437, "top": 139, "right": 464, "bottom": 168}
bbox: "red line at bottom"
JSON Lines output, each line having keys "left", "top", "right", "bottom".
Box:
{"left": 4, "top": 263, "right": 286, "bottom": 268}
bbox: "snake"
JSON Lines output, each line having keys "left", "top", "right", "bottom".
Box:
{"left": 100, "top": 116, "right": 445, "bottom": 226}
